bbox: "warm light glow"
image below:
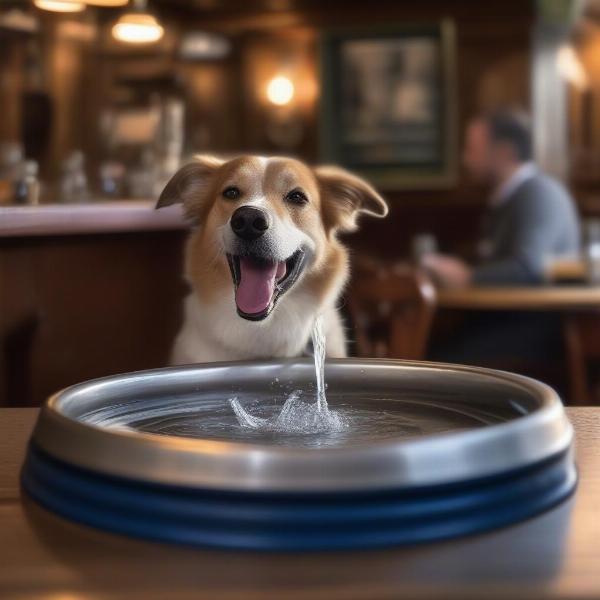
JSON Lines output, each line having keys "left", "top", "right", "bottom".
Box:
{"left": 112, "top": 13, "right": 164, "bottom": 44}
{"left": 33, "top": 0, "right": 85, "bottom": 12}
{"left": 179, "top": 32, "right": 231, "bottom": 60}
{"left": 83, "top": 0, "right": 128, "bottom": 5}
{"left": 266, "top": 76, "right": 295, "bottom": 106}
{"left": 57, "top": 20, "right": 97, "bottom": 41}
{"left": 557, "top": 44, "right": 588, "bottom": 90}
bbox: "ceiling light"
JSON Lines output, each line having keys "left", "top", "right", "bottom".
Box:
{"left": 112, "top": 0, "right": 164, "bottom": 44}
{"left": 83, "top": 0, "right": 128, "bottom": 5}
{"left": 33, "top": 0, "right": 86, "bottom": 13}
{"left": 179, "top": 32, "right": 231, "bottom": 60}
{"left": 0, "top": 9, "right": 39, "bottom": 32}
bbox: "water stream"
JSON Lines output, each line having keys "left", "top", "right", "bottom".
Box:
{"left": 229, "top": 315, "right": 348, "bottom": 434}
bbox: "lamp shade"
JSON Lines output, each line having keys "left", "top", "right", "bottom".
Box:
{"left": 112, "top": 12, "right": 164, "bottom": 44}
{"left": 83, "top": 0, "right": 128, "bottom": 5}
{"left": 33, "top": 0, "right": 86, "bottom": 13}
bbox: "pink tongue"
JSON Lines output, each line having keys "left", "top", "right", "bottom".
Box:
{"left": 236, "top": 257, "right": 285, "bottom": 315}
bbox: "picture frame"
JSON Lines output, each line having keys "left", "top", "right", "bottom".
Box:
{"left": 320, "top": 20, "right": 458, "bottom": 190}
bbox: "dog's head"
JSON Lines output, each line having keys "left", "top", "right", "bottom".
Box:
{"left": 157, "top": 155, "right": 388, "bottom": 321}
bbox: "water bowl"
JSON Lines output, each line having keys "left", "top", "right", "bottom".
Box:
{"left": 21, "top": 359, "right": 576, "bottom": 551}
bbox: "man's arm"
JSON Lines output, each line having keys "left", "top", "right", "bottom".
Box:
{"left": 422, "top": 254, "right": 472, "bottom": 288}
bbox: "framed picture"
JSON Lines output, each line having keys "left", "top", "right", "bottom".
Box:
{"left": 320, "top": 21, "right": 457, "bottom": 189}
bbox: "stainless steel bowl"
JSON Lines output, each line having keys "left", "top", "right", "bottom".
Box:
{"left": 22, "top": 359, "right": 576, "bottom": 550}
{"left": 29, "top": 359, "right": 573, "bottom": 492}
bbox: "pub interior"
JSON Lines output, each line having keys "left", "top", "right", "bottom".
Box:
{"left": 3, "top": 0, "right": 600, "bottom": 406}
{"left": 3, "top": 0, "right": 600, "bottom": 597}
{"left": 0, "top": 0, "right": 592, "bottom": 402}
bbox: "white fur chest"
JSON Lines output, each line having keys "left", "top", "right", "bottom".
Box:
{"left": 172, "top": 290, "right": 318, "bottom": 364}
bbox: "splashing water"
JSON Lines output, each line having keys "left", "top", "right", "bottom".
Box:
{"left": 229, "top": 315, "right": 348, "bottom": 434}
{"left": 230, "top": 389, "right": 346, "bottom": 434}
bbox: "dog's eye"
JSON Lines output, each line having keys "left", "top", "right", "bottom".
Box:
{"left": 222, "top": 186, "right": 241, "bottom": 200}
{"left": 285, "top": 189, "right": 308, "bottom": 205}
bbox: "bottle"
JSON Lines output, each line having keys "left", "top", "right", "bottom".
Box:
{"left": 411, "top": 232, "right": 438, "bottom": 265}
{"left": 99, "top": 161, "right": 125, "bottom": 198}
{"left": 0, "top": 143, "right": 24, "bottom": 205}
{"left": 585, "top": 219, "right": 600, "bottom": 285}
{"left": 13, "top": 159, "right": 40, "bottom": 205}
{"left": 59, "top": 150, "right": 90, "bottom": 203}
{"left": 152, "top": 95, "right": 185, "bottom": 197}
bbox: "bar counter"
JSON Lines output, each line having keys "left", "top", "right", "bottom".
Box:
{"left": 0, "top": 201, "right": 187, "bottom": 406}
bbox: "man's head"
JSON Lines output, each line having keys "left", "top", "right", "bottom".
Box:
{"left": 462, "top": 109, "right": 533, "bottom": 184}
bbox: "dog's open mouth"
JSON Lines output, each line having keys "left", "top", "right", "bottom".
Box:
{"left": 226, "top": 248, "right": 308, "bottom": 321}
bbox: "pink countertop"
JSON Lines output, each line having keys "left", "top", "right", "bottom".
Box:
{"left": 0, "top": 200, "right": 186, "bottom": 237}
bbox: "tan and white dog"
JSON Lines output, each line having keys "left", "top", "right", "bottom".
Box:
{"left": 157, "top": 155, "right": 388, "bottom": 364}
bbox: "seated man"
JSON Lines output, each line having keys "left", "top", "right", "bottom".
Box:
{"left": 425, "top": 109, "right": 580, "bottom": 376}
{"left": 424, "top": 109, "right": 580, "bottom": 287}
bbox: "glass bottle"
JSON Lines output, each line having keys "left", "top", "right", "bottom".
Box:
{"left": 13, "top": 159, "right": 40, "bottom": 205}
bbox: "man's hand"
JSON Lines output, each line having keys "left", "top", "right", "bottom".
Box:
{"left": 422, "top": 254, "right": 473, "bottom": 288}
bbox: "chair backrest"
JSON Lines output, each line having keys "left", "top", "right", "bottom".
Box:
{"left": 348, "top": 259, "right": 437, "bottom": 360}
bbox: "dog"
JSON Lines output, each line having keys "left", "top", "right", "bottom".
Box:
{"left": 157, "top": 155, "right": 388, "bottom": 364}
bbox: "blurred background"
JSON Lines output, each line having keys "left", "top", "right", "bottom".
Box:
{"left": 2, "top": 0, "right": 600, "bottom": 406}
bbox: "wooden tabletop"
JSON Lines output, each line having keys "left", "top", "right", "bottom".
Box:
{"left": 1, "top": 408, "right": 600, "bottom": 599}
{"left": 0, "top": 201, "right": 185, "bottom": 238}
{"left": 438, "top": 286, "right": 600, "bottom": 311}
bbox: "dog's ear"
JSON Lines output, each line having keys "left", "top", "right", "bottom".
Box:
{"left": 314, "top": 165, "right": 388, "bottom": 233}
{"left": 156, "top": 155, "right": 225, "bottom": 222}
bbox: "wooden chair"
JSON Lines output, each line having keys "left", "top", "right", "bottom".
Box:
{"left": 545, "top": 264, "right": 600, "bottom": 405}
{"left": 348, "top": 259, "right": 437, "bottom": 360}
{"left": 563, "top": 313, "right": 600, "bottom": 405}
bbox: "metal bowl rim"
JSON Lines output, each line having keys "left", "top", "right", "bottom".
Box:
{"left": 30, "top": 359, "right": 574, "bottom": 492}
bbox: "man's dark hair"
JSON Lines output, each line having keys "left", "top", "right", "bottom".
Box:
{"left": 483, "top": 109, "right": 533, "bottom": 162}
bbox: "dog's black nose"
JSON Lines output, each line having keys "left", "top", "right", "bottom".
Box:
{"left": 230, "top": 206, "right": 270, "bottom": 241}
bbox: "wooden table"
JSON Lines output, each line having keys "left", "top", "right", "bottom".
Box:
{"left": 438, "top": 286, "right": 600, "bottom": 311}
{"left": 438, "top": 286, "right": 600, "bottom": 404}
{"left": 1, "top": 408, "right": 600, "bottom": 600}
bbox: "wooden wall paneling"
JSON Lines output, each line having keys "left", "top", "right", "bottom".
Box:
{"left": 168, "top": 0, "right": 534, "bottom": 37}
{"left": 46, "top": 23, "right": 85, "bottom": 176}
{"left": 237, "top": 28, "right": 318, "bottom": 156}
{"left": 532, "top": 21, "right": 570, "bottom": 180}
{"left": 0, "top": 231, "right": 187, "bottom": 407}
{"left": 177, "top": 56, "right": 243, "bottom": 154}
{"left": 569, "top": 21, "right": 600, "bottom": 193}
{"left": 0, "top": 242, "right": 38, "bottom": 406}
{"left": 0, "top": 34, "right": 24, "bottom": 144}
